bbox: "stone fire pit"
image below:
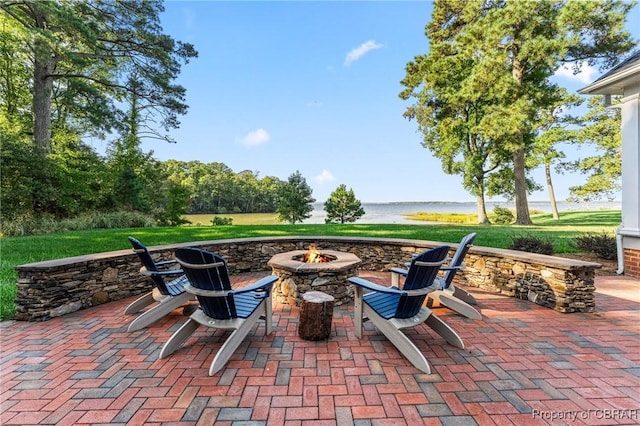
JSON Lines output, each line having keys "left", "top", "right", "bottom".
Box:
{"left": 267, "top": 250, "right": 361, "bottom": 306}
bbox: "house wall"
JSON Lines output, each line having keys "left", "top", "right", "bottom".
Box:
{"left": 619, "top": 90, "right": 640, "bottom": 277}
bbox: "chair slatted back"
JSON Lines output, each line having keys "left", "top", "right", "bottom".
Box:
{"left": 441, "top": 233, "right": 477, "bottom": 289}
{"left": 175, "top": 247, "right": 236, "bottom": 320}
{"left": 128, "top": 236, "right": 171, "bottom": 296}
{"left": 396, "top": 245, "right": 450, "bottom": 318}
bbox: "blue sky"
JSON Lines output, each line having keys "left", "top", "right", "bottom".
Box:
{"left": 140, "top": 1, "right": 640, "bottom": 203}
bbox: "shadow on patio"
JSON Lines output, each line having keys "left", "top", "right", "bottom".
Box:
{"left": 1, "top": 274, "right": 638, "bottom": 425}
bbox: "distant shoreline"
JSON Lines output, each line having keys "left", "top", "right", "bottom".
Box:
{"left": 304, "top": 200, "right": 621, "bottom": 225}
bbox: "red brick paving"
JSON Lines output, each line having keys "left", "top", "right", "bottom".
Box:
{"left": 1, "top": 273, "right": 639, "bottom": 425}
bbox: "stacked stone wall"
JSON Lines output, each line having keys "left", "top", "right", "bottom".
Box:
{"left": 15, "top": 236, "right": 601, "bottom": 321}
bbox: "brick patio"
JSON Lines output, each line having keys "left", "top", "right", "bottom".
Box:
{"left": 1, "top": 273, "right": 638, "bottom": 425}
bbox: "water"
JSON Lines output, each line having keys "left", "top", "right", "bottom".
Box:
{"left": 304, "top": 200, "right": 621, "bottom": 224}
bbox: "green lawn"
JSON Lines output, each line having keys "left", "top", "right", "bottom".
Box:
{"left": 0, "top": 210, "right": 620, "bottom": 321}
{"left": 184, "top": 213, "right": 279, "bottom": 226}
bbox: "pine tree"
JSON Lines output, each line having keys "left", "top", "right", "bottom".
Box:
{"left": 1, "top": 0, "right": 197, "bottom": 154}
{"left": 276, "top": 171, "right": 315, "bottom": 224}
{"left": 567, "top": 97, "right": 622, "bottom": 201}
{"left": 324, "top": 184, "right": 365, "bottom": 224}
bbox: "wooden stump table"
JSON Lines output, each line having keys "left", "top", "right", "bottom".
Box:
{"left": 297, "top": 291, "right": 334, "bottom": 341}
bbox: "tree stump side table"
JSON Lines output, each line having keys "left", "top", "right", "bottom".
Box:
{"left": 297, "top": 291, "right": 334, "bottom": 341}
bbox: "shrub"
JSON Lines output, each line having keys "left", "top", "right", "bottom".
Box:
{"left": 490, "top": 206, "right": 515, "bottom": 224}
{"left": 59, "top": 211, "right": 157, "bottom": 230}
{"left": 0, "top": 211, "right": 156, "bottom": 237}
{"left": 573, "top": 232, "right": 617, "bottom": 260}
{"left": 508, "top": 234, "right": 554, "bottom": 255}
{"left": 0, "top": 215, "right": 58, "bottom": 237}
{"left": 211, "top": 216, "right": 233, "bottom": 226}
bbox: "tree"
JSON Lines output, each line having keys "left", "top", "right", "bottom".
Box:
{"left": 276, "top": 171, "right": 315, "bottom": 224}
{"left": 400, "top": 49, "right": 507, "bottom": 223}
{"left": 154, "top": 178, "right": 191, "bottom": 226}
{"left": 566, "top": 97, "right": 622, "bottom": 201}
{"left": 530, "top": 91, "right": 583, "bottom": 219}
{"left": 1, "top": 0, "right": 197, "bottom": 155}
{"left": 0, "top": 12, "right": 30, "bottom": 130}
{"left": 0, "top": 122, "right": 50, "bottom": 219}
{"left": 104, "top": 87, "right": 159, "bottom": 213}
{"left": 324, "top": 184, "right": 365, "bottom": 224}
{"left": 401, "top": 0, "right": 635, "bottom": 225}
{"left": 256, "top": 176, "right": 283, "bottom": 213}
{"left": 47, "top": 134, "right": 108, "bottom": 216}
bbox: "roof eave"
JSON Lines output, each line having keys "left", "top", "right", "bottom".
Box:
{"left": 579, "top": 63, "right": 640, "bottom": 95}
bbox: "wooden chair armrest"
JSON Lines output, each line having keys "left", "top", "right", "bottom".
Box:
{"left": 348, "top": 277, "right": 404, "bottom": 294}
{"left": 232, "top": 275, "right": 277, "bottom": 295}
{"left": 184, "top": 283, "right": 232, "bottom": 297}
{"left": 404, "top": 282, "right": 439, "bottom": 296}
{"left": 140, "top": 267, "right": 184, "bottom": 277}
{"left": 185, "top": 276, "right": 277, "bottom": 298}
{"left": 390, "top": 267, "right": 408, "bottom": 276}
{"left": 406, "top": 256, "right": 451, "bottom": 268}
{"left": 177, "top": 259, "right": 225, "bottom": 269}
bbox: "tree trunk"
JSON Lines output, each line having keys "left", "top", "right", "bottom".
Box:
{"left": 476, "top": 193, "right": 490, "bottom": 224}
{"left": 510, "top": 54, "right": 532, "bottom": 225}
{"left": 297, "top": 291, "right": 334, "bottom": 341}
{"left": 545, "top": 162, "right": 559, "bottom": 220}
{"left": 513, "top": 138, "right": 532, "bottom": 225}
{"left": 31, "top": 10, "right": 54, "bottom": 156}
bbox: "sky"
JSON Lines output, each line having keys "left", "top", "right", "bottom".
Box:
{"left": 129, "top": 1, "right": 640, "bottom": 203}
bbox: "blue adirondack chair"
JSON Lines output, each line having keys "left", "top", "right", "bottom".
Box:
{"left": 428, "top": 233, "right": 481, "bottom": 319}
{"left": 348, "top": 245, "right": 464, "bottom": 374}
{"left": 159, "top": 247, "right": 277, "bottom": 376}
{"left": 395, "top": 233, "right": 481, "bottom": 320}
{"left": 124, "top": 237, "right": 193, "bottom": 332}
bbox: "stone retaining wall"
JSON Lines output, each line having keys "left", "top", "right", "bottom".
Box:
{"left": 15, "top": 236, "right": 601, "bottom": 321}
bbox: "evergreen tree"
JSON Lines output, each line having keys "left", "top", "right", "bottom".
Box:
{"left": 105, "top": 85, "right": 158, "bottom": 213}
{"left": 567, "top": 97, "right": 622, "bottom": 201}
{"left": 155, "top": 178, "right": 191, "bottom": 226}
{"left": 401, "top": 0, "right": 634, "bottom": 225}
{"left": 276, "top": 171, "right": 315, "bottom": 224}
{"left": 324, "top": 184, "right": 365, "bottom": 224}
{"left": 1, "top": 0, "right": 197, "bottom": 154}
{"left": 530, "top": 91, "right": 584, "bottom": 219}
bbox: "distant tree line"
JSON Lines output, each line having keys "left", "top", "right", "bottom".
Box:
{"left": 164, "top": 160, "right": 284, "bottom": 215}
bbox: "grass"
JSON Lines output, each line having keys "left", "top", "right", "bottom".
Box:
{"left": 184, "top": 213, "right": 279, "bottom": 226}
{"left": 0, "top": 209, "right": 621, "bottom": 321}
{"left": 405, "top": 212, "right": 479, "bottom": 224}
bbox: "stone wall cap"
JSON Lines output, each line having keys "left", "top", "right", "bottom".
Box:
{"left": 471, "top": 246, "right": 602, "bottom": 269}
{"left": 16, "top": 248, "right": 133, "bottom": 270}
{"left": 268, "top": 249, "right": 361, "bottom": 273}
{"left": 15, "top": 235, "right": 601, "bottom": 271}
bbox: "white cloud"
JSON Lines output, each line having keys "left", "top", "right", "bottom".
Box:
{"left": 181, "top": 8, "right": 196, "bottom": 29}
{"left": 554, "top": 63, "right": 598, "bottom": 84}
{"left": 344, "top": 40, "right": 383, "bottom": 66}
{"left": 240, "top": 128, "right": 270, "bottom": 147}
{"left": 314, "top": 169, "right": 336, "bottom": 184}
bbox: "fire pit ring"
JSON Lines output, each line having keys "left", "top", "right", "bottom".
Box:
{"left": 267, "top": 249, "right": 361, "bottom": 306}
